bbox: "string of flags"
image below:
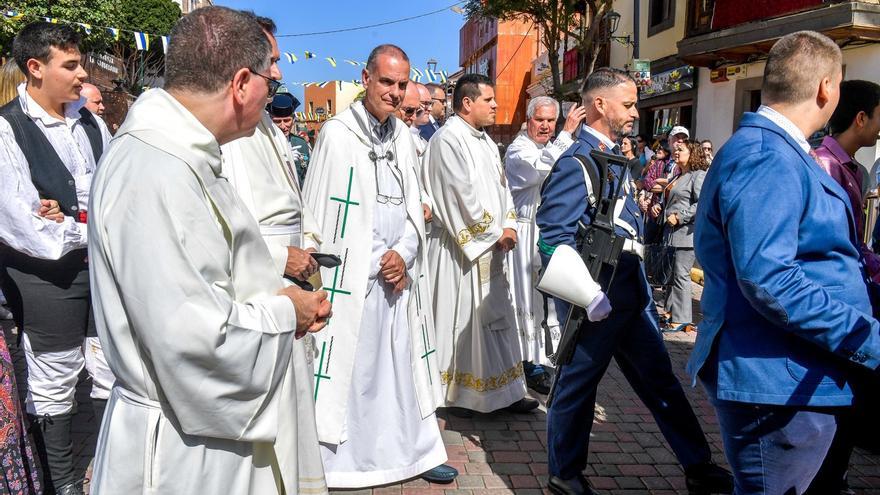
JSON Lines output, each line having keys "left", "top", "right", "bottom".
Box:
{"left": 1, "top": 10, "right": 449, "bottom": 81}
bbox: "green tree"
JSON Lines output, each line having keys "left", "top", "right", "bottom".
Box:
{"left": 464, "top": 0, "right": 614, "bottom": 99}
{"left": 0, "top": 0, "right": 180, "bottom": 94}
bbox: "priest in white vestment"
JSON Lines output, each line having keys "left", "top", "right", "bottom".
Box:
{"left": 302, "top": 44, "right": 454, "bottom": 488}
{"left": 503, "top": 97, "right": 584, "bottom": 393}
{"left": 88, "top": 9, "right": 330, "bottom": 494}
{"left": 422, "top": 74, "right": 537, "bottom": 414}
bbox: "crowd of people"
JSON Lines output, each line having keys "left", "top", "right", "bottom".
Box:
{"left": 0, "top": 6, "right": 878, "bottom": 495}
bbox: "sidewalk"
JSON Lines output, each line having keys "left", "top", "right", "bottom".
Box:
{"left": 10, "top": 283, "right": 878, "bottom": 494}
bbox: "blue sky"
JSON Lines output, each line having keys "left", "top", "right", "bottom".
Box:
{"left": 214, "top": 0, "right": 467, "bottom": 103}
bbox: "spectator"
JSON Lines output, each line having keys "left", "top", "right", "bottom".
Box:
{"left": 636, "top": 133, "right": 653, "bottom": 168}
{"left": 652, "top": 140, "right": 708, "bottom": 332}
{"left": 700, "top": 139, "right": 714, "bottom": 164}
{"left": 620, "top": 135, "right": 638, "bottom": 160}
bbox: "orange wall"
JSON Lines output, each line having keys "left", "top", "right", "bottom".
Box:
{"left": 460, "top": 18, "right": 537, "bottom": 144}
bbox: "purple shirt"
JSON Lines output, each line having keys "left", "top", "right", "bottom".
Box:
{"left": 814, "top": 136, "right": 865, "bottom": 239}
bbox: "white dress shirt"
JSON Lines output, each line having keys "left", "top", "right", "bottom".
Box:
{"left": 757, "top": 105, "right": 811, "bottom": 153}
{"left": 0, "top": 83, "right": 111, "bottom": 259}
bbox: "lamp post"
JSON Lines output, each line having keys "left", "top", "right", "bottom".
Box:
{"left": 427, "top": 58, "right": 438, "bottom": 74}
{"left": 604, "top": 10, "right": 637, "bottom": 50}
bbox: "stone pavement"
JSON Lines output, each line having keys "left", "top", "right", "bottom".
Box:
{"left": 4, "top": 283, "right": 879, "bottom": 494}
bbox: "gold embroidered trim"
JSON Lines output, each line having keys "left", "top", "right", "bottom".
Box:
{"left": 456, "top": 210, "right": 494, "bottom": 246}
{"left": 440, "top": 362, "right": 524, "bottom": 392}
{"left": 506, "top": 209, "right": 517, "bottom": 221}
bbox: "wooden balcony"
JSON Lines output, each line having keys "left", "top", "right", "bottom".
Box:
{"left": 678, "top": 1, "right": 880, "bottom": 67}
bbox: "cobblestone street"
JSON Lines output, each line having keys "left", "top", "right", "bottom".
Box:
{"left": 5, "top": 285, "right": 880, "bottom": 494}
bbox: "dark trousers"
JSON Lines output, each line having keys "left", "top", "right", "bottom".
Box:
{"left": 707, "top": 394, "right": 839, "bottom": 495}
{"left": 546, "top": 302, "right": 712, "bottom": 478}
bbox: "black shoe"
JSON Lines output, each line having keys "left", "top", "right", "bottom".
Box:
{"left": 422, "top": 463, "right": 458, "bottom": 484}
{"left": 684, "top": 463, "right": 733, "bottom": 494}
{"left": 503, "top": 397, "right": 540, "bottom": 413}
{"left": 56, "top": 481, "right": 84, "bottom": 495}
{"left": 548, "top": 475, "right": 598, "bottom": 495}
{"left": 447, "top": 407, "right": 475, "bottom": 418}
{"left": 526, "top": 370, "right": 553, "bottom": 395}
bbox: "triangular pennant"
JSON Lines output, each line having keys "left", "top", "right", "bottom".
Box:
{"left": 425, "top": 70, "right": 435, "bottom": 83}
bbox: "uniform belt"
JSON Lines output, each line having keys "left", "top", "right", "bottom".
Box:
{"left": 623, "top": 238, "right": 644, "bottom": 260}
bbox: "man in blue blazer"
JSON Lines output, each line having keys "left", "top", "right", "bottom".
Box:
{"left": 536, "top": 68, "right": 732, "bottom": 495}
{"left": 689, "top": 31, "right": 880, "bottom": 494}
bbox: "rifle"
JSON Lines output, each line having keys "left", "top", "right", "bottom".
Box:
{"left": 544, "top": 150, "right": 630, "bottom": 407}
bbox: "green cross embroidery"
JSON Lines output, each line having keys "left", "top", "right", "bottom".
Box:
{"left": 314, "top": 341, "right": 331, "bottom": 401}
{"left": 420, "top": 320, "right": 435, "bottom": 384}
{"left": 323, "top": 265, "right": 352, "bottom": 304}
{"left": 329, "top": 166, "right": 359, "bottom": 240}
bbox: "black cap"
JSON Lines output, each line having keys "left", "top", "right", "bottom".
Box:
{"left": 267, "top": 93, "right": 301, "bottom": 117}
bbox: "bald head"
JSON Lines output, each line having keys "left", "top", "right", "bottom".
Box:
{"left": 80, "top": 83, "right": 104, "bottom": 116}
{"left": 395, "top": 79, "right": 421, "bottom": 127}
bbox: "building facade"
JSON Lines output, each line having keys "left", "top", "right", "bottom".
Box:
{"left": 171, "top": 0, "right": 212, "bottom": 15}
{"left": 300, "top": 80, "right": 363, "bottom": 134}
{"left": 459, "top": 17, "right": 539, "bottom": 144}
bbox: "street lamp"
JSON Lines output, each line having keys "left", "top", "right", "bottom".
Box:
{"left": 604, "top": 10, "right": 636, "bottom": 49}
{"left": 427, "top": 58, "right": 438, "bottom": 73}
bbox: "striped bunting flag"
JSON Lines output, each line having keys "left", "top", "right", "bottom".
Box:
{"left": 284, "top": 52, "right": 298, "bottom": 63}
{"left": 326, "top": 57, "right": 337, "bottom": 68}
{"left": 344, "top": 60, "right": 359, "bottom": 66}
{"left": 161, "top": 36, "right": 170, "bottom": 54}
{"left": 303, "top": 51, "right": 316, "bottom": 59}
{"left": 107, "top": 27, "right": 120, "bottom": 40}
{"left": 134, "top": 32, "right": 150, "bottom": 51}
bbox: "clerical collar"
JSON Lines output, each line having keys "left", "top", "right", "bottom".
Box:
{"left": 580, "top": 124, "right": 617, "bottom": 151}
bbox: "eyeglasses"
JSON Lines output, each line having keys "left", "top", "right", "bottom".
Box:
{"left": 702, "top": 146, "right": 712, "bottom": 151}
{"left": 249, "top": 68, "right": 282, "bottom": 98}
{"left": 401, "top": 106, "right": 420, "bottom": 116}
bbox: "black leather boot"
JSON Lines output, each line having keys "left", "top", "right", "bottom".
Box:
{"left": 33, "top": 413, "right": 79, "bottom": 494}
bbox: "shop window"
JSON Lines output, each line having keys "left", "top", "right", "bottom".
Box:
{"left": 648, "top": 0, "right": 676, "bottom": 37}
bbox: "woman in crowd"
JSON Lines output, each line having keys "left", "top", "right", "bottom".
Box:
{"left": 620, "top": 135, "right": 638, "bottom": 160}
{"left": 651, "top": 140, "right": 709, "bottom": 332}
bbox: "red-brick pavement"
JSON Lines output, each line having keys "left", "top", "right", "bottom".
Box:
{"left": 6, "top": 284, "right": 878, "bottom": 494}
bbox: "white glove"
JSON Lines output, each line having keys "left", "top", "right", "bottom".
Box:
{"left": 586, "top": 292, "right": 612, "bottom": 322}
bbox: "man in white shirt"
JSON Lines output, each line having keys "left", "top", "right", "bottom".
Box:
{"left": 80, "top": 83, "right": 104, "bottom": 117}
{"left": 504, "top": 96, "right": 584, "bottom": 394}
{"left": 0, "top": 22, "right": 113, "bottom": 495}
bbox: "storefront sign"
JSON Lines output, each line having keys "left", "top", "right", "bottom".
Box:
{"left": 632, "top": 59, "right": 651, "bottom": 88}
{"left": 726, "top": 64, "right": 748, "bottom": 80}
{"left": 639, "top": 65, "right": 695, "bottom": 99}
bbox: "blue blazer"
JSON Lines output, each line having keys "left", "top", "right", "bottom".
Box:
{"left": 688, "top": 112, "right": 880, "bottom": 407}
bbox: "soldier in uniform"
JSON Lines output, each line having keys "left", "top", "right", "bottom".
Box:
{"left": 535, "top": 68, "right": 732, "bottom": 495}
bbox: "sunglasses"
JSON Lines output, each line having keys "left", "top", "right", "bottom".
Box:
{"left": 401, "top": 106, "right": 420, "bottom": 116}
{"left": 249, "top": 69, "right": 282, "bottom": 98}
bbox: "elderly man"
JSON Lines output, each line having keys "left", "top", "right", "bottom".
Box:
{"left": 303, "top": 44, "right": 454, "bottom": 488}
{"left": 0, "top": 22, "right": 113, "bottom": 495}
{"left": 88, "top": 7, "right": 331, "bottom": 494}
{"left": 689, "top": 31, "right": 880, "bottom": 493}
{"left": 504, "top": 97, "right": 585, "bottom": 394}
{"left": 80, "top": 82, "right": 104, "bottom": 116}
{"left": 419, "top": 82, "right": 445, "bottom": 141}
{"left": 423, "top": 73, "right": 537, "bottom": 416}
{"left": 537, "top": 68, "right": 731, "bottom": 495}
